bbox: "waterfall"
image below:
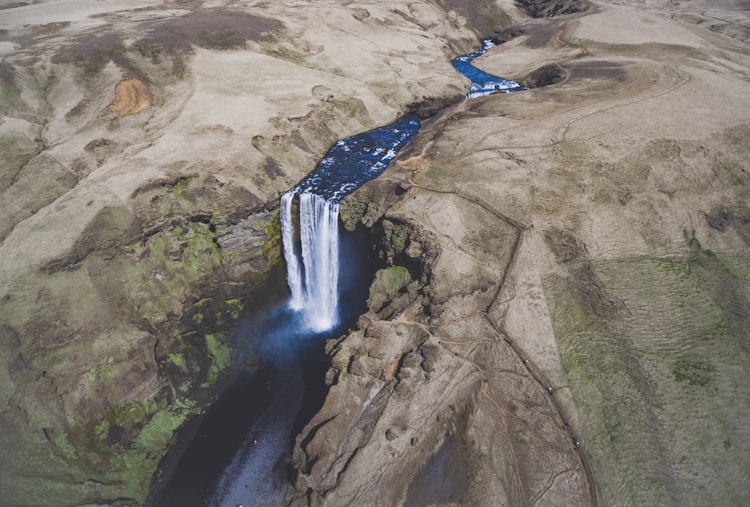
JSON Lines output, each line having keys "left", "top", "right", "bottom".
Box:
{"left": 281, "top": 191, "right": 340, "bottom": 332}
{"left": 280, "top": 190, "right": 304, "bottom": 310}
{"left": 276, "top": 41, "right": 513, "bottom": 331}
{"left": 300, "top": 193, "right": 340, "bottom": 332}
{"left": 278, "top": 115, "right": 419, "bottom": 333}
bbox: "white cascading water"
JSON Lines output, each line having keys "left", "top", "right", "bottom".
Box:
{"left": 281, "top": 191, "right": 340, "bottom": 332}
{"left": 280, "top": 190, "right": 304, "bottom": 310}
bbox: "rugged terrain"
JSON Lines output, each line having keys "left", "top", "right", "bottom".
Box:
{"left": 0, "top": 1, "right": 506, "bottom": 504}
{"left": 1, "top": 0, "right": 749, "bottom": 506}
{"left": 291, "top": 1, "right": 750, "bottom": 506}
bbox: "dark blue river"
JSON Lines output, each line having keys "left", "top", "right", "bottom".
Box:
{"left": 452, "top": 39, "right": 525, "bottom": 98}
{"left": 295, "top": 114, "right": 421, "bottom": 202}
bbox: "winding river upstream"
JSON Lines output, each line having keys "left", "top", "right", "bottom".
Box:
{"left": 150, "top": 40, "right": 521, "bottom": 507}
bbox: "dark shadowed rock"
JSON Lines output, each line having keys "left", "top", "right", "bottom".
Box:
{"left": 515, "top": 0, "right": 591, "bottom": 18}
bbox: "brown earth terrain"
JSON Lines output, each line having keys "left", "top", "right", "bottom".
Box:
{"left": 108, "top": 78, "right": 152, "bottom": 116}
{"left": 292, "top": 1, "right": 750, "bottom": 506}
{"left": 0, "top": 0, "right": 749, "bottom": 506}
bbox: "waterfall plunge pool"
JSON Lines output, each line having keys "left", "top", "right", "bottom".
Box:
{"left": 150, "top": 226, "right": 376, "bottom": 507}
{"left": 149, "top": 114, "right": 422, "bottom": 506}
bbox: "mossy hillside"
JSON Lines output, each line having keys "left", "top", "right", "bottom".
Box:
{"left": 189, "top": 298, "right": 245, "bottom": 334}
{"left": 387, "top": 223, "right": 409, "bottom": 252}
{"left": 33, "top": 269, "right": 258, "bottom": 504}
{"left": 107, "top": 397, "right": 199, "bottom": 500}
{"left": 55, "top": 392, "right": 201, "bottom": 503}
{"left": 376, "top": 219, "right": 419, "bottom": 266}
{"left": 260, "top": 210, "right": 282, "bottom": 267}
{"left": 122, "top": 222, "right": 221, "bottom": 329}
{"left": 368, "top": 265, "right": 412, "bottom": 313}
{"left": 546, "top": 253, "right": 750, "bottom": 507}
{"left": 1, "top": 327, "right": 182, "bottom": 504}
{"left": 339, "top": 195, "right": 368, "bottom": 231}
{"left": 131, "top": 174, "right": 263, "bottom": 236}
{"left": 0, "top": 200, "right": 283, "bottom": 506}
{"left": 203, "top": 332, "right": 232, "bottom": 387}
{"left": 0, "top": 23, "right": 284, "bottom": 503}
{"left": 130, "top": 218, "right": 280, "bottom": 387}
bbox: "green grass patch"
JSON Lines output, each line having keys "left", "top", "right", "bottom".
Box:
{"left": 204, "top": 332, "right": 231, "bottom": 386}
{"left": 672, "top": 359, "right": 714, "bottom": 387}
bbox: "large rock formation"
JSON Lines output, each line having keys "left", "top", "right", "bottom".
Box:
{"left": 290, "top": 1, "right": 750, "bottom": 506}
{"left": 0, "top": 1, "right": 511, "bottom": 505}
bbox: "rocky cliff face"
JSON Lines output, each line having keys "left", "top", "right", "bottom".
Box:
{"left": 0, "top": 1, "right": 511, "bottom": 505}
{"left": 291, "top": 126, "right": 591, "bottom": 507}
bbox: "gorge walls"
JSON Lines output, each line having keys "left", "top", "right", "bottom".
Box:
{"left": 0, "top": 1, "right": 517, "bottom": 504}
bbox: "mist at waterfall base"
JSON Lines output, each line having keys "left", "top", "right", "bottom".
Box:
{"left": 204, "top": 227, "right": 376, "bottom": 507}
{"left": 154, "top": 227, "right": 374, "bottom": 507}
{"left": 243, "top": 225, "right": 376, "bottom": 369}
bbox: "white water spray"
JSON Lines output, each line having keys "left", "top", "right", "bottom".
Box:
{"left": 280, "top": 191, "right": 304, "bottom": 310}
{"left": 281, "top": 191, "right": 340, "bottom": 332}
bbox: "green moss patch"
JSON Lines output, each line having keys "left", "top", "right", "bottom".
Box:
{"left": 368, "top": 265, "right": 412, "bottom": 312}
{"left": 203, "top": 332, "right": 231, "bottom": 387}
{"left": 672, "top": 359, "right": 714, "bottom": 386}
{"left": 107, "top": 397, "right": 198, "bottom": 500}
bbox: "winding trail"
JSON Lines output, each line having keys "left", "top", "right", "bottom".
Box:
{"left": 397, "top": 162, "right": 600, "bottom": 507}
{"left": 552, "top": 20, "right": 691, "bottom": 146}
{"left": 378, "top": 27, "right": 631, "bottom": 502}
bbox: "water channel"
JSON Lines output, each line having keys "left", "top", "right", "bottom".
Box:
{"left": 149, "top": 40, "right": 521, "bottom": 507}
